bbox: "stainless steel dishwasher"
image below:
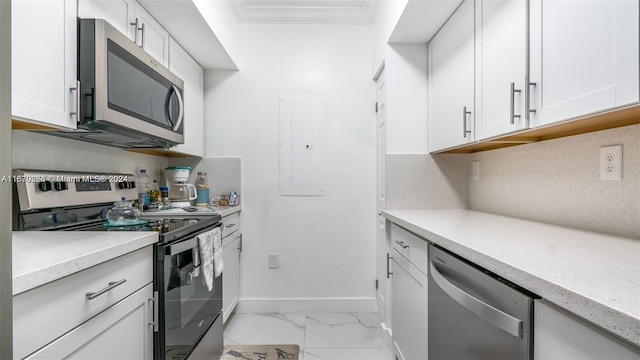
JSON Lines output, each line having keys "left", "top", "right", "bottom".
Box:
{"left": 428, "top": 244, "right": 537, "bottom": 359}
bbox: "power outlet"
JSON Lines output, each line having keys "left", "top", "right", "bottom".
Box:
{"left": 600, "top": 145, "right": 622, "bottom": 180}
{"left": 472, "top": 161, "right": 480, "bottom": 181}
{"left": 268, "top": 253, "right": 280, "bottom": 269}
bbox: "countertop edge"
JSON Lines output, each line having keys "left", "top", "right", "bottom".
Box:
{"left": 216, "top": 205, "right": 241, "bottom": 218}
{"left": 381, "top": 209, "right": 640, "bottom": 348}
{"left": 13, "top": 232, "right": 158, "bottom": 296}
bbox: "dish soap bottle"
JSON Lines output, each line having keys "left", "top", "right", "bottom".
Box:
{"left": 195, "top": 172, "right": 209, "bottom": 207}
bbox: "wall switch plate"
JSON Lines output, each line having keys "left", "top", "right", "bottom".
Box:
{"left": 472, "top": 160, "right": 480, "bottom": 181}
{"left": 600, "top": 145, "right": 622, "bottom": 180}
{"left": 269, "top": 253, "right": 280, "bottom": 269}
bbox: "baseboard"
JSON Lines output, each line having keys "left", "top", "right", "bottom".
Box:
{"left": 236, "top": 297, "right": 377, "bottom": 314}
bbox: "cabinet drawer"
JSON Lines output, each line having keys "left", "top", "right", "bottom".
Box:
{"left": 221, "top": 212, "right": 239, "bottom": 239}
{"left": 391, "top": 224, "right": 428, "bottom": 275}
{"left": 14, "top": 246, "right": 153, "bottom": 359}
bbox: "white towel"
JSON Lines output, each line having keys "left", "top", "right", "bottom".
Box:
{"left": 213, "top": 226, "right": 223, "bottom": 278}
{"left": 197, "top": 227, "right": 223, "bottom": 292}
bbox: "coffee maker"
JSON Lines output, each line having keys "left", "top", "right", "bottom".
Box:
{"left": 165, "top": 166, "right": 197, "bottom": 208}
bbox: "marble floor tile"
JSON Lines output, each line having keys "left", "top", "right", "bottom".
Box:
{"left": 304, "top": 313, "right": 385, "bottom": 349}
{"left": 303, "top": 347, "right": 393, "bottom": 360}
{"left": 224, "top": 313, "right": 307, "bottom": 348}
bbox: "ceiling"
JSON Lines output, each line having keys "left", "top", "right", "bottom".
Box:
{"left": 230, "top": 0, "right": 379, "bottom": 23}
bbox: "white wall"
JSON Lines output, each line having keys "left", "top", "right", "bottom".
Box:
{"left": 470, "top": 125, "right": 640, "bottom": 239}
{"left": 371, "top": 0, "right": 408, "bottom": 77}
{"left": 193, "top": 0, "right": 239, "bottom": 65}
{"left": 203, "top": 22, "right": 377, "bottom": 311}
{"left": 384, "top": 44, "right": 428, "bottom": 154}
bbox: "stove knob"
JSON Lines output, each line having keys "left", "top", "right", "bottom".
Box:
{"left": 38, "top": 181, "right": 52, "bottom": 192}
{"left": 54, "top": 181, "right": 68, "bottom": 191}
{"left": 118, "top": 181, "right": 129, "bottom": 189}
{"left": 129, "top": 181, "right": 136, "bottom": 189}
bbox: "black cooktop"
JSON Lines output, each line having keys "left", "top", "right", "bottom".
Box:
{"left": 72, "top": 216, "right": 221, "bottom": 243}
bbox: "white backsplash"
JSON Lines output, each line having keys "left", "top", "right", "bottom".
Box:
{"left": 469, "top": 124, "right": 639, "bottom": 239}
{"left": 168, "top": 157, "right": 242, "bottom": 201}
{"left": 12, "top": 131, "right": 168, "bottom": 180}
{"left": 385, "top": 154, "right": 470, "bottom": 210}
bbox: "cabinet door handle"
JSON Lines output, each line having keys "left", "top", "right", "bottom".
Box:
{"left": 237, "top": 234, "right": 243, "bottom": 252}
{"left": 463, "top": 106, "right": 472, "bottom": 138}
{"left": 130, "top": 18, "right": 139, "bottom": 45}
{"left": 70, "top": 80, "right": 80, "bottom": 120}
{"left": 139, "top": 22, "right": 145, "bottom": 48}
{"left": 525, "top": 75, "right": 536, "bottom": 121}
{"left": 395, "top": 240, "right": 410, "bottom": 249}
{"left": 226, "top": 223, "right": 236, "bottom": 228}
{"left": 510, "top": 82, "right": 522, "bottom": 125}
{"left": 86, "top": 279, "right": 127, "bottom": 300}
{"left": 148, "top": 291, "right": 159, "bottom": 332}
{"left": 386, "top": 253, "right": 393, "bottom": 278}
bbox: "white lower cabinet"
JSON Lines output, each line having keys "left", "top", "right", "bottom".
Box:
{"left": 25, "top": 283, "right": 153, "bottom": 360}
{"left": 390, "top": 225, "right": 428, "bottom": 360}
{"left": 221, "top": 211, "right": 241, "bottom": 323}
{"left": 13, "top": 247, "right": 154, "bottom": 360}
{"left": 534, "top": 300, "right": 640, "bottom": 360}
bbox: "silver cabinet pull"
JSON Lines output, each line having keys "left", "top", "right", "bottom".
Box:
{"left": 429, "top": 262, "right": 523, "bottom": 338}
{"left": 386, "top": 253, "right": 393, "bottom": 278}
{"left": 525, "top": 75, "right": 536, "bottom": 121}
{"left": 86, "top": 279, "right": 127, "bottom": 300}
{"left": 70, "top": 80, "right": 80, "bottom": 120}
{"left": 463, "top": 106, "right": 472, "bottom": 138}
{"left": 226, "top": 223, "right": 236, "bottom": 228}
{"left": 510, "top": 82, "right": 522, "bottom": 125}
{"left": 130, "top": 18, "right": 139, "bottom": 45}
{"left": 237, "top": 234, "right": 243, "bottom": 252}
{"left": 139, "top": 22, "right": 145, "bottom": 48}
{"left": 148, "top": 291, "right": 158, "bottom": 332}
{"left": 395, "top": 240, "right": 410, "bottom": 249}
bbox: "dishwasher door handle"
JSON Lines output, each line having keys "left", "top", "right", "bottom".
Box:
{"left": 429, "top": 262, "right": 523, "bottom": 338}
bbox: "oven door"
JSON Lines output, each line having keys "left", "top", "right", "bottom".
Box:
{"left": 156, "top": 223, "right": 223, "bottom": 360}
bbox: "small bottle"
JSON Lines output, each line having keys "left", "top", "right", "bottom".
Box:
{"left": 160, "top": 186, "right": 170, "bottom": 209}
{"left": 136, "top": 169, "right": 151, "bottom": 210}
{"left": 149, "top": 180, "right": 161, "bottom": 204}
{"left": 195, "top": 172, "right": 209, "bottom": 206}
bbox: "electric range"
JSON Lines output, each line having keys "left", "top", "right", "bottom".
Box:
{"left": 12, "top": 169, "right": 224, "bottom": 360}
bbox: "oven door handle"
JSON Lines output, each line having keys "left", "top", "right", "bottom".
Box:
{"left": 167, "top": 236, "right": 198, "bottom": 256}
{"left": 166, "top": 223, "right": 222, "bottom": 255}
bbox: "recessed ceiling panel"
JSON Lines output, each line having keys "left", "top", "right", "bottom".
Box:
{"left": 234, "top": 0, "right": 377, "bottom": 23}
{"left": 243, "top": 0, "right": 367, "bottom": 8}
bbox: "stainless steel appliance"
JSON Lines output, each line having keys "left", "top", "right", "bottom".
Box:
{"left": 13, "top": 169, "right": 223, "bottom": 360}
{"left": 428, "top": 244, "right": 537, "bottom": 359}
{"left": 43, "top": 19, "right": 184, "bottom": 149}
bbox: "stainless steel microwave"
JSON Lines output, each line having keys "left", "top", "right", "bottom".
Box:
{"left": 48, "top": 19, "right": 184, "bottom": 148}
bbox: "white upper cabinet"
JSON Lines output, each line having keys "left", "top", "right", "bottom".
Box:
{"left": 133, "top": 3, "right": 169, "bottom": 67}
{"left": 428, "top": 0, "right": 475, "bottom": 152}
{"left": 79, "top": 0, "right": 169, "bottom": 66}
{"left": 78, "top": 0, "right": 136, "bottom": 40}
{"left": 12, "top": 0, "right": 77, "bottom": 129}
{"left": 474, "top": 0, "right": 528, "bottom": 141}
{"left": 529, "top": 0, "right": 639, "bottom": 127}
{"left": 168, "top": 37, "right": 204, "bottom": 157}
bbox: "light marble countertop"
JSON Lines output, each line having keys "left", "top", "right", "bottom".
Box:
{"left": 12, "top": 231, "right": 158, "bottom": 295}
{"left": 216, "top": 205, "right": 241, "bottom": 218}
{"left": 382, "top": 209, "right": 640, "bottom": 347}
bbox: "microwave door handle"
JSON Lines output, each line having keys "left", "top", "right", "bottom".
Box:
{"left": 171, "top": 84, "right": 184, "bottom": 132}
